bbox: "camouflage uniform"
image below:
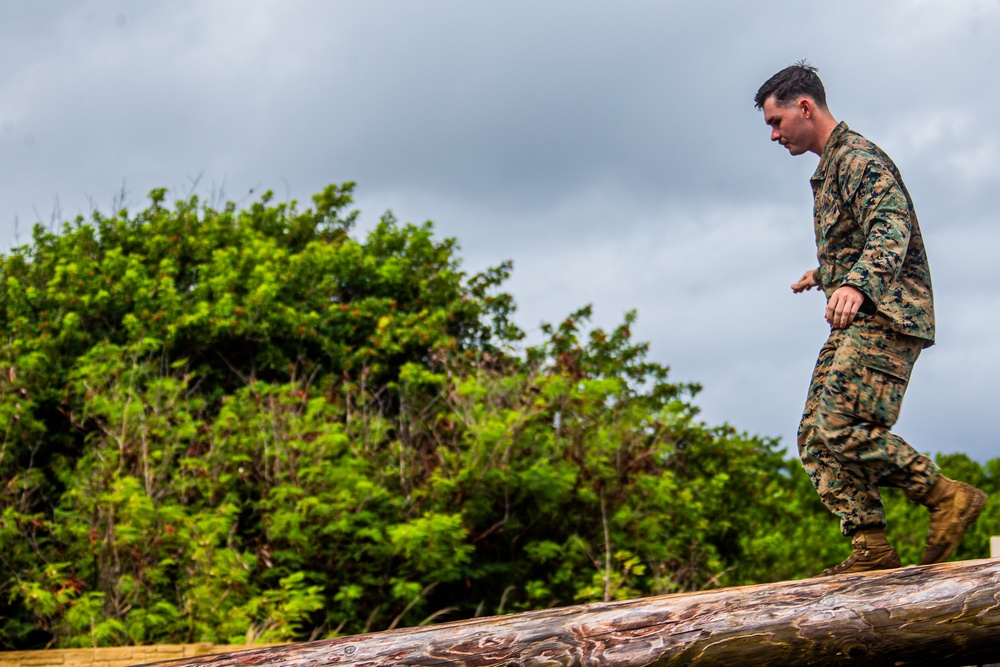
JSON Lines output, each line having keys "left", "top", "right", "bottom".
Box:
{"left": 798, "top": 122, "right": 940, "bottom": 536}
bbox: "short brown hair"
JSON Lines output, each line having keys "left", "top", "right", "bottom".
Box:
{"left": 754, "top": 61, "right": 827, "bottom": 110}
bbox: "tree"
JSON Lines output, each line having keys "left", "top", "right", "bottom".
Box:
{"left": 0, "top": 182, "right": 514, "bottom": 646}
{"left": 0, "top": 184, "right": 994, "bottom": 649}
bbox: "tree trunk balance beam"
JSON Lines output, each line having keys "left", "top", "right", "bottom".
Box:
{"left": 140, "top": 559, "right": 1000, "bottom": 667}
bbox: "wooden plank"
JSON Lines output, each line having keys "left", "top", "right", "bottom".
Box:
{"left": 134, "top": 559, "right": 1000, "bottom": 667}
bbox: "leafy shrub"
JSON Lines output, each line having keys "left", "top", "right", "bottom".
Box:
{"left": 1, "top": 184, "right": 994, "bottom": 648}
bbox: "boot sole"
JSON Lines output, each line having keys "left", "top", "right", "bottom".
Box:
{"left": 920, "top": 488, "right": 988, "bottom": 565}
{"left": 820, "top": 550, "right": 902, "bottom": 576}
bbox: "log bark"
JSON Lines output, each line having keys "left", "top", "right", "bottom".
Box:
{"left": 138, "top": 558, "right": 1000, "bottom": 667}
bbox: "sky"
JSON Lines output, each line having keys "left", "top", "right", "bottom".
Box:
{"left": 1, "top": 1, "right": 998, "bottom": 463}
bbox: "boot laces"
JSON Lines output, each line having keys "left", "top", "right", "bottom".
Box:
{"left": 823, "top": 548, "right": 871, "bottom": 575}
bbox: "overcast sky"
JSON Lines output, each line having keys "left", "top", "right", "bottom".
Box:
{"left": 2, "top": 1, "right": 998, "bottom": 463}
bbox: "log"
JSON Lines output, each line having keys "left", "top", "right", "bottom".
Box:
{"left": 138, "top": 558, "right": 1000, "bottom": 667}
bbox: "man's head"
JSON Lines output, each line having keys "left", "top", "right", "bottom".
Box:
{"left": 754, "top": 61, "right": 827, "bottom": 111}
{"left": 755, "top": 61, "right": 836, "bottom": 156}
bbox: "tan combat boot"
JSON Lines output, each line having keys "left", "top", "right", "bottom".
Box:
{"left": 821, "top": 528, "right": 902, "bottom": 576}
{"left": 919, "top": 475, "right": 988, "bottom": 565}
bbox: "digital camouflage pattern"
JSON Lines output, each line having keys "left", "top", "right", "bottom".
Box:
{"left": 801, "top": 122, "right": 941, "bottom": 537}
{"left": 811, "top": 122, "right": 935, "bottom": 345}
{"left": 798, "top": 312, "right": 940, "bottom": 536}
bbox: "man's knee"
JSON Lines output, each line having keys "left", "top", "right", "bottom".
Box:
{"left": 810, "top": 406, "right": 856, "bottom": 456}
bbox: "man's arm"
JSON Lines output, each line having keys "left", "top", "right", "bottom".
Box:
{"left": 839, "top": 155, "right": 912, "bottom": 308}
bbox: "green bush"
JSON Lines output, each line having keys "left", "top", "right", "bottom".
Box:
{"left": 1, "top": 183, "right": 994, "bottom": 648}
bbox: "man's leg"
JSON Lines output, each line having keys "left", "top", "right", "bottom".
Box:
{"left": 798, "top": 319, "right": 933, "bottom": 573}
{"left": 812, "top": 320, "right": 939, "bottom": 505}
{"left": 797, "top": 326, "right": 903, "bottom": 537}
{"left": 799, "top": 316, "right": 985, "bottom": 570}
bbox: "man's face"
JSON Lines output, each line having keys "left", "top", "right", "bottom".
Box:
{"left": 762, "top": 96, "right": 813, "bottom": 156}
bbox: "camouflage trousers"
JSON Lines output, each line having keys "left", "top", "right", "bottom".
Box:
{"left": 797, "top": 312, "right": 940, "bottom": 536}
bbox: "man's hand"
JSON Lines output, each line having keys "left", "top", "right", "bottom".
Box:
{"left": 826, "top": 285, "right": 865, "bottom": 328}
{"left": 791, "top": 269, "right": 820, "bottom": 293}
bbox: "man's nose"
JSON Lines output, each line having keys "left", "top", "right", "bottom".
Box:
{"left": 770, "top": 128, "right": 781, "bottom": 142}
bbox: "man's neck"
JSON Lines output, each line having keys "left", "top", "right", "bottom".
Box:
{"left": 810, "top": 115, "right": 840, "bottom": 156}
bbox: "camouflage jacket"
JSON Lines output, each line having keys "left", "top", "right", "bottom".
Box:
{"left": 811, "top": 122, "right": 935, "bottom": 345}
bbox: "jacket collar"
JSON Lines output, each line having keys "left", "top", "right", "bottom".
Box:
{"left": 811, "top": 121, "right": 850, "bottom": 182}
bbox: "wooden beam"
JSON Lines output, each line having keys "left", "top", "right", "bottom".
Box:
{"left": 137, "top": 559, "right": 1000, "bottom": 667}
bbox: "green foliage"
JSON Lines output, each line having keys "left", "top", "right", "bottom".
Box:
{"left": 1, "top": 183, "right": 995, "bottom": 649}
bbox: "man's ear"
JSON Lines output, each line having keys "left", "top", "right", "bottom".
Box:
{"left": 798, "top": 97, "right": 814, "bottom": 120}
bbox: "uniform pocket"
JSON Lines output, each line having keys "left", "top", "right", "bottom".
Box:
{"left": 816, "top": 200, "right": 841, "bottom": 242}
{"left": 857, "top": 349, "right": 911, "bottom": 382}
{"left": 856, "top": 348, "right": 913, "bottom": 426}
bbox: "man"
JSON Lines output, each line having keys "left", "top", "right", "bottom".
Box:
{"left": 754, "top": 62, "right": 987, "bottom": 575}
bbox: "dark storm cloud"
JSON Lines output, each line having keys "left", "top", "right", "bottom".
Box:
{"left": 0, "top": 1, "right": 790, "bottom": 231}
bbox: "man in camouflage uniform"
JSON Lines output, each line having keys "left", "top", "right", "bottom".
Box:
{"left": 754, "top": 63, "right": 987, "bottom": 575}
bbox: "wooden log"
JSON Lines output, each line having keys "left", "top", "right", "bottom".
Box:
{"left": 138, "top": 558, "right": 1000, "bottom": 667}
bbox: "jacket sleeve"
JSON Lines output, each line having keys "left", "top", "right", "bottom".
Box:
{"left": 837, "top": 152, "right": 911, "bottom": 305}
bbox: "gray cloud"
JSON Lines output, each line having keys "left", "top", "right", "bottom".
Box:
{"left": 1, "top": 0, "right": 998, "bottom": 461}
